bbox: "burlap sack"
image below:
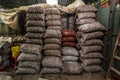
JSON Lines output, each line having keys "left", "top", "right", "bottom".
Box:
{"left": 80, "top": 32, "right": 104, "bottom": 40}
{"left": 62, "top": 47, "right": 79, "bottom": 56}
{"left": 25, "top": 32, "right": 44, "bottom": 39}
{"left": 62, "top": 56, "right": 79, "bottom": 61}
{"left": 44, "top": 50, "right": 61, "bottom": 57}
{"left": 46, "top": 20, "right": 61, "bottom": 26}
{"left": 26, "top": 39, "right": 43, "bottom": 45}
{"left": 47, "top": 26, "right": 62, "bottom": 30}
{"left": 26, "top": 6, "right": 45, "bottom": 13}
{"left": 17, "top": 53, "right": 41, "bottom": 61}
{"left": 25, "top": 20, "right": 45, "bottom": 27}
{"left": 42, "top": 56, "right": 62, "bottom": 68}
{"left": 81, "top": 45, "right": 102, "bottom": 54}
{"left": 62, "top": 62, "right": 82, "bottom": 74}
{"left": 78, "top": 22, "right": 106, "bottom": 33}
{"left": 44, "top": 29, "right": 61, "bottom": 38}
{"left": 41, "top": 67, "right": 61, "bottom": 74}
{"left": 26, "top": 13, "right": 44, "bottom": 20}
{"left": 20, "top": 44, "right": 42, "bottom": 54}
{"left": 16, "top": 68, "right": 37, "bottom": 74}
{"left": 81, "top": 58, "right": 102, "bottom": 66}
{"left": 79, "top": 51, "right": 103, "bottom": 59}
{"left": 26, "top": 27, "right": 45, "bottom": 33}
{"left": 18, "top": 61, "right": 40, "bottom": 70}
{"left": 46, "top": 14, "right": 60, "bottom": 20}
{"left": 44, "top": 44, "right": 61, "bottom": 50}
{"left": 46, "top": 8, "right": 60, "bottom": 15}
{"left": 79, "top": 38, "right": 104, "bottom": 46}
{"left": 83, "top": 65, "right": 103, "bottom": 72}
{"left": 76, "top": 5, "right": 97, "bottom": 12}
{"left": 76, "top": 18, "right": 95, "bottom": 25}
{"left": 44, "top": 38, "right": 61, "bottom": 45}
{"left": 77, "top": 12, "right": 96, "bottom": 19}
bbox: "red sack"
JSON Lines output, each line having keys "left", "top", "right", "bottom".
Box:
{"left": 62, "top": 37, "right": 76, "bottom": 42}
{"left": 61, "top": 29, "right": 76, "bottom": 37}
{"left": 62, "top": 42, "right": 76, "bottom": 47}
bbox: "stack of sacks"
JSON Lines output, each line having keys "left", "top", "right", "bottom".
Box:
{"left": 16, "top": 6, "right": 45, "bottom": 74}
{"left": 0, "top": 41, "right": 11, "bottom": 70}
{"left": 41, "top": 8, "right": 62, "bottom": 74}
{"left": 61, "top": 30, "right": 82, "bottom": 74}
{"left": 61, "top": 30, "right": 76, "bottom": 47}
{"left": 25, "top": 6, "right": 45, "bottom": 45}
{"left": 76, "top": 5, "right": 106, "bottom": 72}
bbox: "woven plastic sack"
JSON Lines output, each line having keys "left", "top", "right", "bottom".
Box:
{"left": 25, "top": 20, "right": 45, "bottom": 27}
{"left": 77, "top": 5, "right": 97, "bottom": 12}
{"left": 41, "top": 67, "right": 61, "bottom": 74}
{"left": 80, "top": 32, "right": 104, "bottom": 40}
{"left": 62, "top": 47, "right": 79, "bottom": 56}
{"left": 76, "top": 18, "right": 95, "bottom": 25}
{"left": 81, "top": 58, "right": 102, "bottom": 66}
{"left": 42, "top": 56, "right": 62, "bottom": 68}
{"left": 44, "top": 38, "right": 61, "bottom": 45}
{"left": 26, "top": 39, "right": 43, "bottom": 45}
{"left": 26, "top": 27, "right": 45, "bottom": 33}
{"left": 81, "top": 45, "right": 102, "bottom": 54}
{"left": 18, "top": 61, "right": 40, "bottom": 70}
{"left": 20, "top": 44, "right": 42, "bottom": 54}
{"left": 62, "top": 56, "right": 78, "bottom": 61}
{"left": 46, "top": 14, "right": 60, "bottom": 20}
{"left": 62, "top": 62, "right": 82, "bottom": 74}
{"left": 44, "top": 29, "right": 61, "bottom": 38}
{"left": 44, "top": 50, "right": 61, "bottom": 57}
{"left": 16, "top": 67, "right": 37, "bottom": 74}
{"left": 46, "top": 8, "right": 60, "bottom": 15}
{"left": 83, "top": 65, "right": 103, "bottom": 72}
{"left": 61, "top": 29, "right": 76, "bottom": 37}
{"left": 26, "top": 13, "right": 45, "bottom": 20}
{"left": 17, "top": 53, "right": 41, "bottom": 61}
{"left": 62, "top": 42, "right": 76, "bottom": 47}
{"left": 44, "top": 44, "right": 61, "bottom": 50}
{"left": 46, "top": 20, "right": 61, "bottom": 26}
{"left": 62, "top": 37, "right": 75, "bottom": 42}
{"left": 77, "top": 12, "right": 96, "bottom": 19}
{"left": 25, "top": 32, "right": 44, "bottom": 39}
{"left": 26, "top": 6, "right": 45, "bottom": 13}
{"left": 78, "top": 22, "right": 106, "bottom": 33}
{"left": 79, "top": 38, "right": 104, "bottom": 46}
{"left": 79, "top": 51, "right": 103, "bottom": 59}
{"left": 47, "top": 26, "right": 62, "bottom": 30}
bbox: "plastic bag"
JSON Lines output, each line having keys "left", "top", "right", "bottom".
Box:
{"left": 44, "top": 38, "right": 61, "bottom": 45}
{"left": 26, "top": 27, "right": 45, "bottom": 33}
{"left": 61, "top": 29, "right": 76, "bottom": 37}
{"left": 62, "top": 42, "right": 76, "bottom": 47}
{"left": 62, "top": 47, "right": 79, "bottom": 56}
{"left": 44, "top": 50, "right": 61, "bottom": 57}
{"left": 42, "top": 56, "right": 62, "bottom": 68}
{"left": 62, "top": 37, "right": 75, "bottom": 42}
{"left": 17, "top": 53, "right": 41, "bottom": 61}
{"left": 26, "top": 13, "right": 45, "bottom": 20}
{"left": 47, "top": 26, "right": 62, "bottom": 30}
{"left": 44, "top": 44, "right": 61, "bottom": 50}
{"left": 20, "top": 44, "right": 42, "bottom": 54}
{"left": 76, "top": 5, "right": 97, "bottom": 12}
{"left": 46, "top": 8, "right": 60, "bottom": 15}
{"left": 46, "top": 14, "right": 60, "bottom": 20}
{"left": 46, "top": 20, "right": 61, "bottom": 26}
{"left": 41, "top": 67, "right": 61, "bottom": 74}
{"left": 26, "top": 39, "right": 43, "bottom": 45}
{"left": 62, "top": 56, "right": 78, "bottom": 61}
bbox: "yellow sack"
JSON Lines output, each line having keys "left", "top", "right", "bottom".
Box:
{"left": 11, "top": 46, "right": 20, "bottom": 58}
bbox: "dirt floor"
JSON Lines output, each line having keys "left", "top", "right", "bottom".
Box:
{"left": 0, "top": 68, "right": 106, "bottom": 80}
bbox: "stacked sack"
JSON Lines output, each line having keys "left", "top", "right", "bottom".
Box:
{"left": 16, "top": 6, "right": 45, "bottom": 74}
{"left": 61, "top": 30, "right": 82, "bottom": 74}
{"left": 76, "top": 5, "right": 106, "bottom": 72}
{"left": 0, "top": 41, "right": 11, "bottom": 70}
{"left": 41, "top": 8, "right": 62, "bottom": 74}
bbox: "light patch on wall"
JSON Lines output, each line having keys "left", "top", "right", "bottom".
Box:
{"left": 46, "top": 0, "right": 58, "bottom": 5}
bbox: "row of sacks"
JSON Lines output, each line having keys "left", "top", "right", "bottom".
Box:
{"left": 76, "top": 5, "right": 106, "bottom": 72}
{"left": 16, "top": 6, "right": 45, "bottom": 74}
{"left": 41, "top": 7, "right": 62, "bottom": 74}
